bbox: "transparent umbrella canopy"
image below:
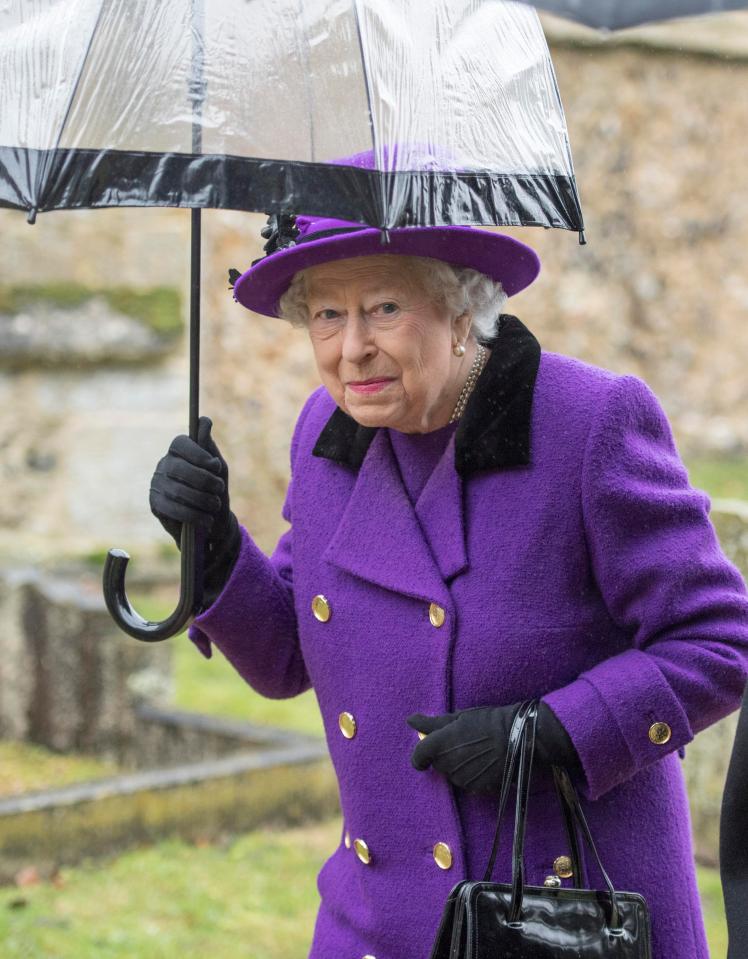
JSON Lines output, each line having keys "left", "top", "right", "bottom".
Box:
{"left": 0, "top": 0, "right": 583, "bottom": 232}
{"left": 0, "top": 0, "right": 584, "bottom": 642}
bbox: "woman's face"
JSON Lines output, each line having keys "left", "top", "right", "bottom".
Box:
{"left": 302, "top": 255, "right": 472, "bottom": 433}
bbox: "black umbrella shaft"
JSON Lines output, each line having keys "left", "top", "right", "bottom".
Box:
{"left": 189, "top": 208, "right": 201, "bottom": 441}
{"left": 189, "top": 0, "right": 204, "bottom": 442}
{"left": 187, "top": 0, "right": 205, "bottom": 608}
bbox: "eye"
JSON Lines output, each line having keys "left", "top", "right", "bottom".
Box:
{"left": 310, "top": 307, "right": 343, "bottom": 325}
{"left": 371, "top": 301, "right": 399, "bottom": 317}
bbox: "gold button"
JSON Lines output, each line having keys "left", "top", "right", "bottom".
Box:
{"left": 344, "top": 830, "right": 351, "bottom": 848}
{"left": 417, "top": 730, "right": 427, "bottom": 740}
{"left": 429, "top": 603, "right": 446, "bottom": 628}
{"left": 311, "top": 594, "right": 331, "bottom": 622}
{"left": 353, "top": 838, "right": 371, "bottom": 864}
{"left": 553, "top": 855, "right": 573, "bottom": 878}
{"left": 433, "top": 841, "right": 453, "bottom": 869}
{"left": 339, "top": 711, "right": 357, "bottom": 738}
{"left": 649, "top": 721, "right": 672, "bottom": 745}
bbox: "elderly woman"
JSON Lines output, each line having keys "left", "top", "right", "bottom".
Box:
{"left": 149, "top": 212, "right": 748, "bottom": 959}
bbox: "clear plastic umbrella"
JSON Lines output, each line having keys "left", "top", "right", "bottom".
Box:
{"left": 0, "top": 0, "right": 583, "bottom": 232}
{"left": 0, "top": 0, "right": 584, "bottom": 641}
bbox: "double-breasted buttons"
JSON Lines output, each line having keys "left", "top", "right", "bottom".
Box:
{"left": 553, "top": 855, "right": 573, "bottom": 878}
{"left": 339, "top": 711, "right": 357, "bottom": 738}
{"left": 429, "top": 603, "right": 446, "bottom": 628}
{"left": 433, "top": 841, "right": 453, "bottom": 869}
{"left": 649, "top": 721, "right": 672, "bottom": 745}
{"left": 353, "top": 838, "right": 372, "bottom": 864}
{"left": 311, "top": 594, "right": 331, "bottom": 622}
{"left": 344, "top": 830, "right": 351, "bottom": 848}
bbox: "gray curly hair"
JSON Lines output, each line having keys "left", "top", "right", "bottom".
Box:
{"left": 277, "top": 255, "right": 508, "bottom": 344}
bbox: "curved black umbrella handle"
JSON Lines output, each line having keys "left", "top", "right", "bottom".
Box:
{"left": 103, "top": 521, "right": 204, "bottom": 641}
{"left": 103, "top": 203, "right": 205, "bottom": 642}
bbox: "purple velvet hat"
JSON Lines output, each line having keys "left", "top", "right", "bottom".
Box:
{"left": 231, "top": 148, "right": 541, "bottom": 318}
{"left": 232, "top": 215, "right": 541, "bottom": 318}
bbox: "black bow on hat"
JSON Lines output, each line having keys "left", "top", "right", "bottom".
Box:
{"left": 228, "top": 211, "right": 300, "bottom": 290}
{"left": 253, "top": 212, "right": 300, "bottom": 265}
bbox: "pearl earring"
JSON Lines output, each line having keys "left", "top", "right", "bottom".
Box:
{"left": 453, "top": 342, "right": 466, "bottom": 357}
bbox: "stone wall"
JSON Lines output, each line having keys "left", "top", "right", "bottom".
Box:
{"left": 197, "top": 21, "right": 748, "bottom": 552}
{"left": 1, "top": 19, "right": 747, "bottom": 559}
{"left": 508, "top": 14, "right": 748, "bottom": 458}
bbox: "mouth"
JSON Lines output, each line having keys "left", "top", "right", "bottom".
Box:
{"left": 346, "top": 377, "right": 395, "bottom": 394}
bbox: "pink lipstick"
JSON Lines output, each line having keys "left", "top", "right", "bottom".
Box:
{"left": 347, "top": 378, "right": 394, "bottom": 394}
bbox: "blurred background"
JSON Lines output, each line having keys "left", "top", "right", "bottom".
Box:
{"left": 0, "top": 10, "right": 747, "bottom": 957}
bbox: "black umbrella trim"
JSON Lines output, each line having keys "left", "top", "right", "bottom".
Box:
{"left": 0, "top": 146, "right": 584, "bottom": 234}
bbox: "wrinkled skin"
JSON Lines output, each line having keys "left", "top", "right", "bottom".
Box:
{"left": 302, "top": 254, "right": 483, "bottom": 433}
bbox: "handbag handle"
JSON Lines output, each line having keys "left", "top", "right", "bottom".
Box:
{"left": 481, "top": 700, "right": 587, "bottom": 890}
{"left": 481, "top": 698, "right": 625, "bottom": 932}
{"left": 481, "top": 698, "right": 534, "bottom": 881}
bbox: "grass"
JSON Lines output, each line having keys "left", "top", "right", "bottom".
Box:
{"left": 0, "top": 743, "right": 119, "bottom": 798}
{"left": 699, "top": 863, "right": 729, "bottom": 957}
{"left": 0, "top": 819, "right": 337, "bottom": 959}
{"left": 685, "top": 455, "right": 748, "bottom": 503}
{"left": 171, "top": 622, "right": 324, "bottom": 738}
{"left": 0, "top": 282, "right": 183, "bottom": 338}
{"left": 0, "top": 816, "right": 728, "bottom": 958}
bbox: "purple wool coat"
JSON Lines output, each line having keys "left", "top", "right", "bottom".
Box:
{"left": 188, "top": 315, "right": 748, "bottom": 959}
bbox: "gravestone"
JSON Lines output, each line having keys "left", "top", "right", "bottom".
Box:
{"left": 0, "top": 564, "right": 172, "bottom": 761}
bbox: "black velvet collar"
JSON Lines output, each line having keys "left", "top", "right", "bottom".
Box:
{"left": 311, "top": 314, "right": 541, "bottom": 477}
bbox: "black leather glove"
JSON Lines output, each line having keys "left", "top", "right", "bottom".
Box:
{"left": 149, "top": 415, "right": 242, "bottom": 610}
{"left": 406, "top": 700, "right": 583, "bottom": 796}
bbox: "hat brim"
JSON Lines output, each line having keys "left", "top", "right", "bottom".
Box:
{"left": 233, "top": 225, "right": 540, "bottom": 317}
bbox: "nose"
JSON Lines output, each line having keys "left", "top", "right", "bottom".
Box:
{"left": 341, "top": 310, "right": 376, "bottom": 364}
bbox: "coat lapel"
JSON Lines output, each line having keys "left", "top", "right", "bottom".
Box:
{"left": 414, "top": 431, "right": 468, "bottom": 582}
{"left": 315, "top": 313, "right": 541, "bottom": 600}
{"left": 322, "top": 428, "right": 451, "bottom": 605}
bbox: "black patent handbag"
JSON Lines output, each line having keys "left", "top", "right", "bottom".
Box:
{"left": 427, "top": 698, "right": 653, "bottom": 959}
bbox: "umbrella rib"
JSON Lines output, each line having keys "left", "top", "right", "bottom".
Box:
{"left": 293, "top": 0, "right": 316, "bottom": 163}
{"left": 33, "top": 0, "right": 108, "bottom": 217}
{"left": 350, "top": 0, "right": 387, "bottom": 230}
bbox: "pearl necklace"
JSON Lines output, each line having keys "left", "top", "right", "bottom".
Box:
{"left": 449, "top": 343, "right": 488, "bottom": 423}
